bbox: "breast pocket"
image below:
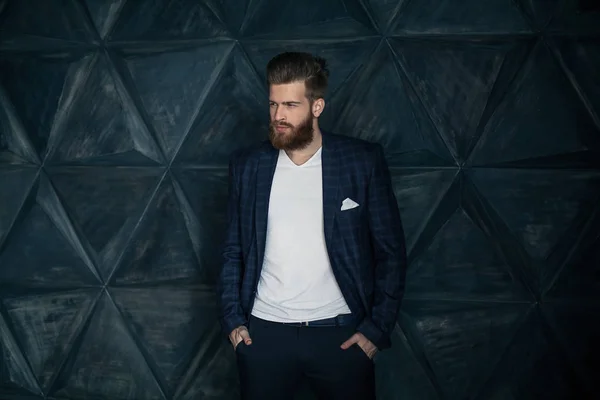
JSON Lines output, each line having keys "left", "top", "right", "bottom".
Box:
{"left": 336, "top": 179, "right": 367, "bottom": 229}
{"left": 337, "top": 199, "right": 365, "bottom": 230}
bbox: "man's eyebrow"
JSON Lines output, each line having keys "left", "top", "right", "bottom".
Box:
{"left": 269, "top": 101, "right": 302, "bottom": 105}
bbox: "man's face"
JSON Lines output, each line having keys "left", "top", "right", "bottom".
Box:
{"left": 268, "top": 81, "right": 314, "bottom": 151}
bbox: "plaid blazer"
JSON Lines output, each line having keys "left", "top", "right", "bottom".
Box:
{"left": 217, "top": 132, "right": 407, "bottom": 350}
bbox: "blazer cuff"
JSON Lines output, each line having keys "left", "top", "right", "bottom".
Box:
{"left": 356, "top": 317, "right": 392, "bottom": 350}
{"left": 222, "top": 315, "right": 248, "bottom": 338}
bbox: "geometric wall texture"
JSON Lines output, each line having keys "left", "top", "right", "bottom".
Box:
{"left": 0, "top": 0, "right": 599, "bottom": 399}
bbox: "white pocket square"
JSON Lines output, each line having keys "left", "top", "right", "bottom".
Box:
{"left": 341, "top": 198, "right": 359, "bottom": 211}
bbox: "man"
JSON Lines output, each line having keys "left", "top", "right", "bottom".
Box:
{"left": 217, "top": 51, "right": 407, "bottom": 399}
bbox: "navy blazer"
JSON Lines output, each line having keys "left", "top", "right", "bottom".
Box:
{"left": 217, "top": 132, "right": 407, "bottom": 350}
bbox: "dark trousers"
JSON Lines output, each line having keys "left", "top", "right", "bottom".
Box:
{"left": 235, "top": 314, "right": 376, "bottom": 400}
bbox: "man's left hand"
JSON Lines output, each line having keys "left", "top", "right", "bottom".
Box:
{"left": 340, "top": 332, "right": 378, "bottom": 359}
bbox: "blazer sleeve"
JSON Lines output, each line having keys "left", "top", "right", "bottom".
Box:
{"left": 216, "top": 152, "right": 248, "bottom": 337}
{"left": 356, "top": 143, "right": 407, "bottom": 350}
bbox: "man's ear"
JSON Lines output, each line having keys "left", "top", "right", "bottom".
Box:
{"left": 312, "top": 98, "right": 325, "bottom": 117}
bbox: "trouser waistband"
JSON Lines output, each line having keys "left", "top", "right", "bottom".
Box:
{"left": 250, "top": 313, "right": 356, "bottom": 328}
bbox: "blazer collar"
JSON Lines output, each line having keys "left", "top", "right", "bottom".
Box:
{"left": 255, "top": 141, "right": 277, "bottom": 265}
{"left": 321, "top": 132, "right": 339, "bottom": 245}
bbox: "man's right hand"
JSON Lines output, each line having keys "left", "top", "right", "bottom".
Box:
{"left": 229, "top": 325, "right": 252, "bottom": 350}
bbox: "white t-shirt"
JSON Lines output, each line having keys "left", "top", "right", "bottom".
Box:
{"left": 250, "top": 147, "right": 351, "bottom": 322}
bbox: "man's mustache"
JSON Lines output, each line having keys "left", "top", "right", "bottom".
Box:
{"left": 271, "top": 121, "right": 293, "bottom": 128}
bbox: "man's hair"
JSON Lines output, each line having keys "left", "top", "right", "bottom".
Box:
{"left": 266, "top": 52, "right": 329, "bottom": 101}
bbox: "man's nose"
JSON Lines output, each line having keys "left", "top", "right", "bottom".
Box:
{"left": 274, "top": 107, "right": 286, "bottom": 122}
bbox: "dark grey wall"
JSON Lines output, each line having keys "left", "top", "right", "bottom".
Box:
{"left": 0, "top": 0, "right": 599, "bottom": 399}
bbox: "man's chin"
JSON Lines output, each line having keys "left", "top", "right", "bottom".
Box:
{"left": 273, "top": 139, "right": 313, "bottom": 151}
{"left": 270, "top": 138, "right": 290, "bottom": 150}
{"left": 269, "top": 123, "right": 314, "bottom": 150}
{"left": 269, "top": 130, "right": 291, "bottom": 148}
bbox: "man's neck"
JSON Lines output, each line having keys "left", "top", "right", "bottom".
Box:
{"left": 285, "top": 128, "right": 323, "bottom": 166}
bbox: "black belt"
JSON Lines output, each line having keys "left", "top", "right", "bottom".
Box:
{"left": 278, "top": 313, "right": 356, "bottom": 327}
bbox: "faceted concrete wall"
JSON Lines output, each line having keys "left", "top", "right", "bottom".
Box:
{"left": 0, "top": 1, "right": 599, "bottom": 399}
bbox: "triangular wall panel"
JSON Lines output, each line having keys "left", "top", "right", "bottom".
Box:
{"left": 46, "top": 166, "right": 164, "bottom": 280}
{"left": 552, "top": 37, "right": 600, "bottom": 127}
{"left": 172, "top": 44, "right": 269, "bottom": 166}
{"left": 545, "top": 0, "right": 600, "bottom": 35}
{"left": 48, "top": 291, "right": 165, "bottom": 400}
{"left": 469, "top": 169, "right": 600, "bottom": 263}
{"left": 82, "top": 0, "right": 126, "bottom": 40}
{"left": 390, "top": 168, "right": 458, "bottom": 254}
{"left": 170, "top": 167, "right": 230, "bottom": 284}
{"left": 109, "top": 173, "right": 206, "bottom": 286}
{"left": 2, "top": 289, "right": 99, "bottom": 392}
{"left": 0, "top": 311, "right": 42, "bottom": 397}
{"left": 44, "top": 51, "right": 164, "bottom": 166}
{"left": 241, "top": 0, "right": 377, "bottom": 39}
{"left": 0, "top": 89, "right": 39, "bottom": 165}
{"left": 373, "top": 326, "right": 440, "bottom": 399}
{"left": 476, "top": 304, "right": 588, "bottom": 399}
{"left": 0, "top": 173, "right": 100, "bottom": 288}
{"left": 0, "top": 0, "right": 94, "bottom": 45}
{"left": 390, "top": 38, "right": 525, "bottom": 164}
{"left": 118, "top": 41, "right": 235, "bottom": 160}
{"left": 110, "top": 285, "right": 222, "bottom": 397}
{"left": 468, "top": 39, "right": 600, "bottom": 168}
{"left": 0, "top": 166, "right": 37, "bottom": 247}
{"left": 399, "top": 300, "right": 530, "bottom": 400}
{"left": 0, "top": 51, "right": 92, "bottom": 162}
{"left": 335, "top": 42, "right": 455, "bottom": 166}
{"left": 544, "top": 218, "right": 600, "bottom": 303}
{"left": 391, "top": 0, "right": 532, "bottom": 35}
{"left": 106, "top": 0, "right": 229, "bottom": 42}
{"left": 406, "top": 207, "right": 532, "bottom": 301}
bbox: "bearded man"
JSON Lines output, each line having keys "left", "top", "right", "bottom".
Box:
{"left": 217, "top": 51, "right": 407, "bottom": 400}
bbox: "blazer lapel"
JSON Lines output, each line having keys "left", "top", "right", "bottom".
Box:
{"left": 321, "top": 133, "right": 339, "bottom": 245}
{"left": 255, "top": 143, "right": 278, "bottom": 267}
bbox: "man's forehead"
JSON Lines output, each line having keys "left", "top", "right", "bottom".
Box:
{"left": 269, "top": 82, "right": 306, "bottom": 98}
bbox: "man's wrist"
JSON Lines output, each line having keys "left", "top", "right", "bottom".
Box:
{"left": 356, "top": 316, "right": 391, "bottom": 351}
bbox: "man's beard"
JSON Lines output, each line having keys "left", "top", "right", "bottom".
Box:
{"left": 269, "top": 111, "right": 314, "bottom": 151}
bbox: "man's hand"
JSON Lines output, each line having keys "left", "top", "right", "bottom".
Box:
{"left": 229, "top": 325, "right": 252, "bottom": 350}
{"left": 341, "top": 332, "right": 378, "bottom": 359}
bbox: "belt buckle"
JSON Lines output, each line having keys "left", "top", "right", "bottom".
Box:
{"left": 304, "top": 321, "right": 309, "bottom": 326}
